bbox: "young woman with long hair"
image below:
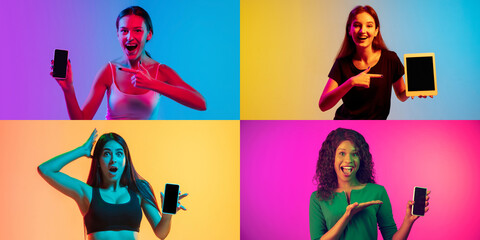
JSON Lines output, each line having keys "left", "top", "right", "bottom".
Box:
{"left": 309, "top": 128, "right": 430, "bottom": 240}
{"left": 50, "top": 6, "right": 206, "bottom": 119}
{"left": 318, "top": 5, "right": 429, "bottom": 120}
{"left": 38, "top": 129, "right": 187, "bottom": 239}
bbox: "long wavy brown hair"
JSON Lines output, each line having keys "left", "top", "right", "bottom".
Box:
{"left": 336, "top": 5, "right": 388, "bottom": 59}
{"left": 314, "top": 128, "right": 375, "bottom": 200}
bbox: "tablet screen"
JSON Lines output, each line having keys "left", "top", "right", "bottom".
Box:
{"left": 406, "top": 56, "right": 435, "bottom": 91}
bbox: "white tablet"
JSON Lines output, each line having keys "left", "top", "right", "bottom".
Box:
{"left": 404, "top": 53, "right": 437, "bottom": 97}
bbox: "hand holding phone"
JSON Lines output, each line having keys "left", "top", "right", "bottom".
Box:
{"left": 412, "top": 186, "right": 427, "bottom": 216}
{"left": 52, "top": 49, "right": 68, "bottom": 79}
{"left": 161, "top": 184, "right": 188, "bottom": 215}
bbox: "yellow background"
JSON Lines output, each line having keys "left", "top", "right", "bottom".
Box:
{"left": 0, "top": 120, "right": 239, "bottom": 240}
{"left": 241, "top": 1, "right": 374, "bottom": 119}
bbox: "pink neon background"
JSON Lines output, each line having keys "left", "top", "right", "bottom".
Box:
{"left": 241, "top": 120, "right": 480, "bottom": 239}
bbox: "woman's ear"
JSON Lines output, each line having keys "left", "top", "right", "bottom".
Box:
{"left": 146, "top": 30, "right": 152, "bottom": 42}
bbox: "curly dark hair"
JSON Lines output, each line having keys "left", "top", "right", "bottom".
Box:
{"left": 314, "top": 128, "right": 375, "bottom": 200}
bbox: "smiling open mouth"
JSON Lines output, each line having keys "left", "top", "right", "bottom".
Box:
{"left": 341, "top": 166, "right": 353, "bottom": 176}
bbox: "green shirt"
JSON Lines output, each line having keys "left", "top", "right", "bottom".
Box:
{"left": 309, "top": 183, "right": 397, "bottom": 240}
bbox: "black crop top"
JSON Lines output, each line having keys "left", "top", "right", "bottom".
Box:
{"left": 84, "top": 187, "right": 143, "bottom": 234}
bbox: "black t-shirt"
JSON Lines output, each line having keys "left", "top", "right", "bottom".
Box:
{"left": 328, "top": 49, "right": 404, "bottom": 120}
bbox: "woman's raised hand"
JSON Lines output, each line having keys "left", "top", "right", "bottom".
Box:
{"left": 345, "top": 200, "right": 383, "bottom": 218}
{"left": 80, "top": 129, "right": 98, "bottom": 157}
{"left": 348, "top": 66, "right": 383, "bottom": 88}
{"left": 50, "top": 59, "right": 74, "bottom": 92}
{"left": 405, "top": 190, "right": 431, "bottom": 223}
{"left": 160, "top": 191, "right": 189, "bottom": 213}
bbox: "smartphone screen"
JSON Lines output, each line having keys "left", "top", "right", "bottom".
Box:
{"left": 53, "top": 49, "right": 68, "bottom": 78}
{"left": 162, "top": 184, "right": 179, "bottom": 215}
{"left": 412, "top": 187, "right": 426, "bottom": 216}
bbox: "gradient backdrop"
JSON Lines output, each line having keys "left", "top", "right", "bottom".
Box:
{"left": 0, "top": 120, "right": 240, "bottom": 240}
{"left": 0, "top": 0, "right": 239, "bottom": 120}
{"left": 241, "top": 0, "right": 480, "bottom": 119}
{"left": 241, "top": 120, "right": 480, "bottom": 239}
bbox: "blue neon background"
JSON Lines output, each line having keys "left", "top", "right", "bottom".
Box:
{"left": 0, "top": 0, "right": 239, "bottom": 119}
{"left": 376, "top": 0, "right": 480, "bottom": 119}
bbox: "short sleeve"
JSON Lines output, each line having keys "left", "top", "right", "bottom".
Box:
{"left": 328, "top": 59, "right": 343, "bottom": 85}
{"left": 309, "top": 192, "right": 327, "bottom": 240}
{"left": 377, "top": 187, "right": 397, "bottom": 240}
{"left": 391, "top": 52, "right": 405, "bottom": 83}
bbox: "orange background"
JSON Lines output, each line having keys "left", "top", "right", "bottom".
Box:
{"left": 0, "top": 120, "right": 239, "bottom": 240}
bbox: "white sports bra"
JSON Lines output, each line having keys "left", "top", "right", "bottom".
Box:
{"left": 105, "top": 62, "right": 161, "bottom": 120}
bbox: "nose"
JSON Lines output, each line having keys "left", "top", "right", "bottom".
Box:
{"left": 344, "top": 154, "right": 352, "bottom": 163}
{"left": 126, "top": 31, "right": 133, "bottom": 41}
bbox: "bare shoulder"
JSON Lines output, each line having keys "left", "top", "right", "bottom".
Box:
{"left": 93, "top": 62, "right": 114, "bottom": 87}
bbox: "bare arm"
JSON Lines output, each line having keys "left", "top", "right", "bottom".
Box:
{"left": 51, "top": 61, "right": 110, "bottom": 119}
{"left": 142, "top": 190, "right": 188, "bottom": 239}
{"left": 319, "top": 78, "right": 352, "bottom": 112}
{"left": 393, "top": 77, "right": 408, "bottom": 102}
{"left": 121, "top": 63, "right": 207, "bottom": 111}
{"left": 319, "top": 67, "right": 383, "bottom": 111}
{"left": 37, "top": 129, "right": 97, "bottom": 214}
{"left": 392, "top": 191, "right": 431, "bottom": 240}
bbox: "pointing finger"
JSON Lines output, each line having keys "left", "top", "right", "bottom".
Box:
{"left": 118, "top": 67, "right": 139, "bottom": 74}
{"left": 367, "top": 74, "right": 383, "bottom": 78}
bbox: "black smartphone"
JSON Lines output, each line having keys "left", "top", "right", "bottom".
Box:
{"left": 53, "top": 49, "right": 68, "bottom": 78}
{"left": 162, "top": 183, "right": 180, "bottom": 215}
{"left": 412, "top": 186, "right": 427, "bottom": 216}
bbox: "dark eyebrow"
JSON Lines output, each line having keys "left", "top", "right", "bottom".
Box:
{"left": 337, "top": 148, "right": 357, "bottom": 151}
{"left": 352, "top": 21, "right": 374, "bottom": 24}
{"left": 120, "top": 26, "right": 143, "bottom": 29}
{"left": 103, "top": 148, "right": 123, "bottom": 151}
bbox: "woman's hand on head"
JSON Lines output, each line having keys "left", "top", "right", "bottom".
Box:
{"left": 405, "top": 190, "right": 431, "bottom": 223}
{"left": 80, "top": 129, "right": 98, "bottom": 157}
{"left": 345, "top": 200, "right": 383, "bottom": 218}
{"left": 160, "top": 191, "right": 189, "bottom": 213}
{"left": 348, "top": 66, "right": 383, "bottom": 88}
{"left": 50, "top": 59, "right": 74, "bottom": 92}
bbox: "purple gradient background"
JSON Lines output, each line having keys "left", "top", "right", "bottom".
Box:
{"left": 0, "top": 0, "right": 239, "bottom": 119}
{"left": 241, "top": 120, "right": 480, "bottom": 239}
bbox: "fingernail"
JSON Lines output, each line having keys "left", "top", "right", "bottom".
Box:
{"left": 118, "top": 67, "right": 123, "bottom": 70}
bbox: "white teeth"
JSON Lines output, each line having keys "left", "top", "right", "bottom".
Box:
{"left": 342, "top": 167, "right": 353, "bottom": 175}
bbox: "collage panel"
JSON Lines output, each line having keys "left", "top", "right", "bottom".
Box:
{"left": 0, "top": 0, "right": 239, "bottom": 120}
{"left": 241, "top": 0, "right": 480, "bottom": 120}
{"left": 0, "top": 120, "right": 239, "bottom": 240}
{"left": 241, "top": 120, "right": 480, "bottom": 239}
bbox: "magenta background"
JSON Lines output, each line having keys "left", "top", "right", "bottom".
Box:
{"left": 241, "top": 120, "right": 480, "bottom": 239}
